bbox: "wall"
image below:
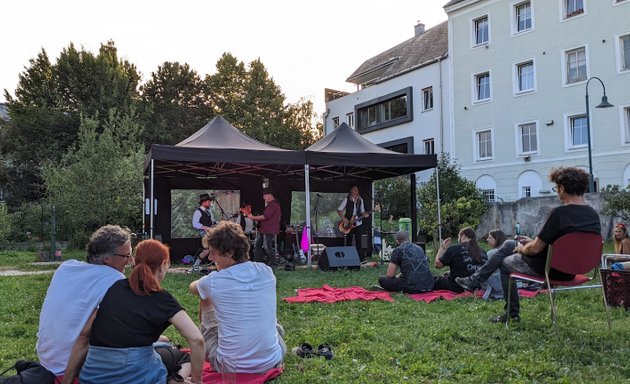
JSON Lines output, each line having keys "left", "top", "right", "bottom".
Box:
{"left": 477, "top": 193, "right": 614, "bottom": 239}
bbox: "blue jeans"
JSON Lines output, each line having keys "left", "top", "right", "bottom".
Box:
{"left": 80, "top": 345, "right": 166, "bottom": 384}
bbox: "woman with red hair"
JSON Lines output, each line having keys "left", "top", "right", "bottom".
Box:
{"left": 63, "top": 240, "right": 205, "bottom": 384}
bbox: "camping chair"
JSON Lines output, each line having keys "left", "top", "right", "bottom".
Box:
{"left": 506, "top": 232, "right": 604, "bottom": 328}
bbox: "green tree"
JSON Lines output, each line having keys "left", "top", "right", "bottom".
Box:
{"left": 3, "top": 41, "right": 142, "bottom": 208}
{"left": 601, "top": 184, "right": 630, "bottom": 221}
{"left": 42, "top": 112, "right": 144, "bottom": 246}
{"left": 374, "top": 176, "right": 411, "bottom": 220}
{"left": 417, "top": 153, "right": 488, "bottom": 239}
{"left": 140, "top": 61, "right": 211, "bottom": 146}
{"left": 285, "top": 97, "right": 323, "bottom": 148}
{"left": 205, "top": 53, "right": 247, "bottom": 124}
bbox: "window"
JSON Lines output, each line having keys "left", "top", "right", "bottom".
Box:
{"left": 481, "top": 189, "right": 495, "bottom": 203}
{"left": 474, "top": 72, "right": 491, "bottom": 102}
{"left": 569, "top": 114, "right": 588, "bottom": 147}
{"left": 346, "top": 112, "right": 354, "bottom": 128}
{"left": 624, "top": 107, "right": 630, "bottom": 143}
{"left": 565, "top": 47, "right": 587, "bottom": 84}
{"left": 422, "top": 87, "right": 434, "bottom": 111}
{"left": 519, "top": 122, "right": 538, "bottom": 153}
{"left": 515, "top": 1, "right": 532, "bottom": 33}
{"left": 522, "top": 186, "right": 531, "bottom": 198}
{"left": 621, "top": 34, "right": 630, "bottom": 71}
{"left": 476, "top": 130, "right": 493, "bottom": 159}
{"left": 356, "top": 87, "right": 413, "bottom": 133}
{"left": 564, "top": 0, "right": 584, "bottom": 18}
{"left": 423, "top": 138, "right": 435, "bottom": 155}
{"left": 516, "top": 61, "right": 534, "bottom": 92}
{"left": 474, "top": 16, "right": 489, "bottom": 45}
{"left": 332, "top": 116, "right": 339, "bottom": 128}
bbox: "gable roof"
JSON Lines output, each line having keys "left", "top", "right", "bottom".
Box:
{"left": 346, "top": 21, "right": 448, "bottom": 86}
{"left": 444, "top": 0, "right": 467, "bottom": 6}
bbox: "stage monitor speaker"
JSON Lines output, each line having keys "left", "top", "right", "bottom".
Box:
{"left": 318, "top": 246, "right": 361, "bottom": 271}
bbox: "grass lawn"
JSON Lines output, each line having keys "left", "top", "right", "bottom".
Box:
{"left": 1, "top": 247, "right": 630, "bottom": 383}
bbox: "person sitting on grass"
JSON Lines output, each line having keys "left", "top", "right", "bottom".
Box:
{"left": 375, "top": 230, "right": 433, "bottom": 293}
{"left": 479, "top": 229, "right": 508, "bottom": 300}
{"left": 37, "top": 225, "right": 131, "bottom": 382}
{"left": 433, "top": 226, "right": 487, "bottom": 293}
{"left": 62, "top": 239, "right": 205, "bottom": 384}
{"left": 189, "top": 221, "right": 286, "bottom": 374}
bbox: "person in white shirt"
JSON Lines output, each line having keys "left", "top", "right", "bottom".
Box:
{"left": 192, "top": 193, "right": 216, "bottom": 268}
{"left": 37, "top": 225, "right": 132, "bottom": 381}
{"left": 337, "top": 185, "right": 370, "bottom": 261}
{"left": 189, "top": 221, "right": 286, "bottom": 373}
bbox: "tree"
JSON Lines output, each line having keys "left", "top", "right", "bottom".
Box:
{"left": 205, "top": 53, "right": 247, "bottom": 125}
{"left": 2, "top": 41, "right": 142, "bottom": 208}
{"left": 417, "top": 153, "right": 488, "bottom": 239}
{"left": 42, "top": 112, "right": 144, "bottom": 246}
{"left": 140, "top": 61, "right": 211, "bottom": 146}
{"left": 374, "top": 176, "right": 411, "bottom": 220}
{"left": 285, "top": 97, "right": 323, "bottom": 149}
{"left": 601, "top": 184, "right": 630, "bottom": 221}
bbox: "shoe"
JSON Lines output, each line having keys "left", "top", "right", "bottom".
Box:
{"left": 291, "top": 343, "right": 316, "bottom": 358}
{"left": 489, "top": 313, "right": 521, "bottom": 323}
{"left": 455, "top": 276, "right": 480, "bottom": 291}
{"left": 368, "top": 285, "right": 385, "bottom": 291}
{"left": 316, "top": 344, "right": 334, "bottom": 360}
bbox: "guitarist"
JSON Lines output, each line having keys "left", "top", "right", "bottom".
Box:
{"left": 337, "top": 185, "right": 370, "bottom": 261}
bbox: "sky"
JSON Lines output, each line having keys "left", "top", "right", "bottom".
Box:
{"left": 0, "top": 0, "right": 448, "bottom": 114}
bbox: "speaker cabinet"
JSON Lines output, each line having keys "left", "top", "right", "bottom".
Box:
{"left": 318, "top": 246, "right": 361, "bottom": 271}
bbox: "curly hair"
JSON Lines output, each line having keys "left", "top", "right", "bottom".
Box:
{"left": 202, "top": 221, "right": 250, "bottom": 263}
{"left": 548, "top": 167, "right": 589, "bottom": 196}
{"left": 86, "top": 225, "right": 132, "bottom": 264}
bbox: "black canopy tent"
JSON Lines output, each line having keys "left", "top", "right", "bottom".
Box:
{"left": 143, "top": 117, "right": 437, "bottom": 260}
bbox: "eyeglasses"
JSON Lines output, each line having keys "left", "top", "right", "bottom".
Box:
{"left": 113, "top": 252, "right": 132, "bottom": 258}
{"left": 552, "top": 186, "right": 559, "bottom": 192}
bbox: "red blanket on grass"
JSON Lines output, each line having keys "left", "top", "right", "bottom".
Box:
{"left": 283, "top": 284, "right": 394, "bottom": 303}
{"left": 201, "top": 361, "right": 283, "bottom": 384}
{"left": 407, "top": 289, "right": 546, "bottom": 303}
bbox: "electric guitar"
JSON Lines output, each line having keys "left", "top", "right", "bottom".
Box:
{"left": 338, "top": 211, "right": 371, "bottom": 235}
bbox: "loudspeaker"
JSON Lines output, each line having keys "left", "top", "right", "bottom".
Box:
{"left": 318, "top": 246, "right": 361, "bottom": 271}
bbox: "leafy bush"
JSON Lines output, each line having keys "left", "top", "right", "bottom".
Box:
{"left": 601, "top": 184, "right": 630, "bottom": 221}
{"left": 417, "top": 153, "right": 488, "bottom": 239}
{"left": 0, "top": 202, "right": 10, "bottom": 248}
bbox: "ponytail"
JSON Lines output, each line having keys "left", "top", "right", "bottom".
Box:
{"left": 129, "top": 239, "right": 169, "bottom": 296}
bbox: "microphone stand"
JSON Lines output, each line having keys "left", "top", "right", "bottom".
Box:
{"left": 213, "top": 195, "right": 229, "bottom": 221}
{"left": 313, "top": 194, "right": 321, "bottom": 253}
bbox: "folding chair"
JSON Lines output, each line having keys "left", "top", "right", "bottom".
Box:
{"left": 506, "top": 232, "right": 603, "bottom": 328}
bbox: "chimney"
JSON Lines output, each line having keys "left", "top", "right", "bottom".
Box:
{"left": 414, "top": 21, "right": 425, "bottom": 36}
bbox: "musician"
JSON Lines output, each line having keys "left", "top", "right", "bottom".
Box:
{"left": 337, "top": 185, "right": 370, "bottom": 261}
{"left": 192, "top": 193, "right": 216, "bottom": 269}
{"left": 248, "top": 188, "right": 281, "bottom": 266}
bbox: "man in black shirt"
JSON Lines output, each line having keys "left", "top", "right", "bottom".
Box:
{"left": 376, "top": 230, "right": 433, "bottom": 293}
{"left": 475, "top": 167, "right": 601, "bottom": 323}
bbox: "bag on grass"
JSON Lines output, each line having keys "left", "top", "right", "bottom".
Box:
{"left": 0, "top": 360, "right": 56, "bottom": 384}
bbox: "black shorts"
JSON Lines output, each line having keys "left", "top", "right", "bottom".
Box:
{"left": 155, "top": 346, "right": 191, "bottom": 381}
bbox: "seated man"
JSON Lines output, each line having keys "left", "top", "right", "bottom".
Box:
{"left": 37, "top": 225, "right": 131, "bottom": 381}
{"left": 189, "top": 221, "right": 286, "bottom": 373}
{"left": 456, "top": 167, "right": 601, "bottom": 323}
{"left": 376, "top": 230, "right": 433, "bottom": 293}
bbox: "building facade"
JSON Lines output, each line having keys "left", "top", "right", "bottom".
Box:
{"left": 324, "top": 22, "right": 450, "bottom": 183}
{"left": 445, "top": 0, "right": 630, "bottom": 201}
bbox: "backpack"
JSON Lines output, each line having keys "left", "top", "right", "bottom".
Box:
{"left": 0, "top": 360, "right": 56, "bottom": 384}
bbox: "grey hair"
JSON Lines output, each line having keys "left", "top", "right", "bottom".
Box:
{"left": 86, "top": 225, "right": 132, "bottom": 264}
{"left": 396, "top": 230, "right": 410, "bottom": 242}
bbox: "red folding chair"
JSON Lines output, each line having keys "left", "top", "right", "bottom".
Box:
{"left": 506, "top": 232, "right": 603, "bottom": 328}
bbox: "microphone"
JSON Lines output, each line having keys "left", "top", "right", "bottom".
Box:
{"left": 316, "top": 193, "right": 323, "bottom": 197}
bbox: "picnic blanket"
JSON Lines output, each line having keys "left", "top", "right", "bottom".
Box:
{"left": 201, "top": 361, "right": 283, "bottom": 384}
{"left": 407, "top": 288, "right": 546, "bottom": 303}
{"left": 283, "top": 284, "right": 394, "bottom": 303}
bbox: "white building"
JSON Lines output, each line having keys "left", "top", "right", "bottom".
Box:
{"left": 445, "top": 0, "right": 630, "bottom": 201}
{"left": 324, "top": 21, "right": 450, "bottom": 182}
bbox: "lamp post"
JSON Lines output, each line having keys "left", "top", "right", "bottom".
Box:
{"left": 584, "top": 76, "right": 614, "bottom": 193}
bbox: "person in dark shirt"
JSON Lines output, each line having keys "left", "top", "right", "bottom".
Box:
{"left": 376, "top": 230, "right": 433, "bottom": 293}
{"left": 459, "top": 167, "right": 601, "bottom": 323}
{"left": 249, "top": 188, "right": 282, "bottom": 265}
{"left": 433, "top": 226, "right": 487, "bottom": 293}
{"left": 62, "top": 240, "right": 205, "bottom": 384}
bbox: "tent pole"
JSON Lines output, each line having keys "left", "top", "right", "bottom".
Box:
{"left": 411, "top": 173, "right": 417, "bottom": 243}
{"left": 304, "top": 164, "right": 312, "bottom": 269}
{"left": 150, "top": 159, "right": 155, "bottom": 239}
{"left": 435, "top": 164, "right": 442, "bottom": 242}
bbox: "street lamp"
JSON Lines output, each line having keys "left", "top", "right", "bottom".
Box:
{"left": 584, "top": 76, "right": 614, "bottom": 193}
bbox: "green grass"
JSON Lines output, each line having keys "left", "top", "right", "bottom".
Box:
{"left": 1, "top": 249, "right": 630, "bottom": 383}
